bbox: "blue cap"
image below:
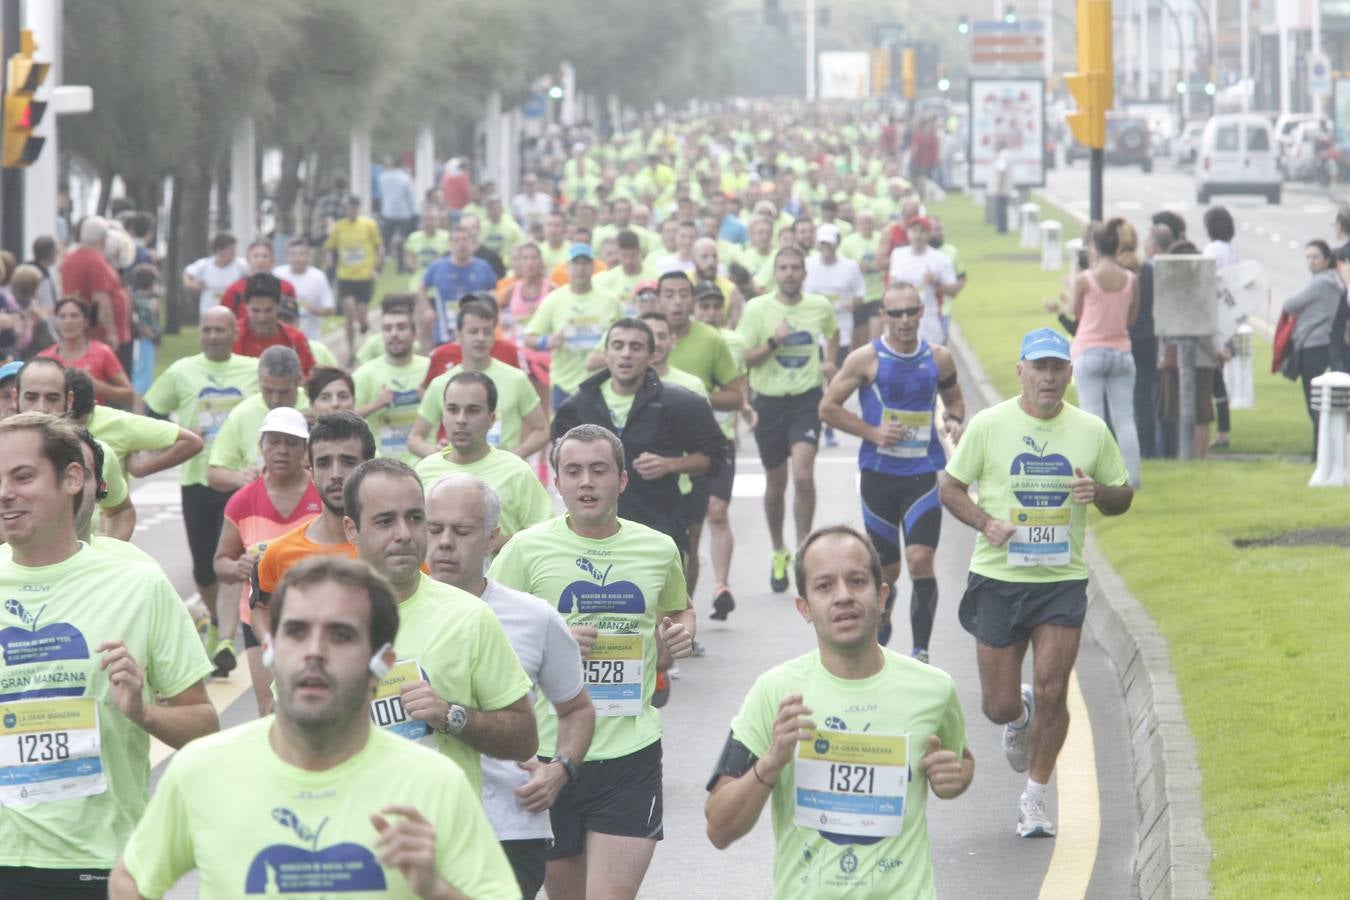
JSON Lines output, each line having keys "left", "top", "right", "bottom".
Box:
{"left": 567, "top": 242, "right": 594, "bottom": 261}
{"left": 1019, "top": 328, "right": 1071, "bottom": 361}
{"left": 0, "top": 360, "right": 22, "bottom": 385}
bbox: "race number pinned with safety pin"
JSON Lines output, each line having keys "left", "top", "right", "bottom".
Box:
{"left": 584, "top": 633, "right": 643, "bottom": 717}
{"left": 794, "top": 729, "right": 907, "bottom": 838}
{"left": 1008, "top": 506, "right": 1071, "bottom": 566}
{"left": 369, "top": 659, "right": 434, "bottom": 746}
{"left": 0, "top": 697, "right": 106, "bottom": 807}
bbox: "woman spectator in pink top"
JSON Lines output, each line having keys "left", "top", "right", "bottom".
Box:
{"left": 1071, "top": 218, "right": 1141, "bottom": 487}
{"left": 39, "top": 296, "right": 135, "bottom": 407}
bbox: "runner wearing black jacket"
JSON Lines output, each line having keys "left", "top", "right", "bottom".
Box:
{"left": 552, "top": 317, "right": 727, "bottom": 556}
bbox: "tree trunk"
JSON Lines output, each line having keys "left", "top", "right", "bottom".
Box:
{"left": 274, "top": 144, "right": 303, "bottom": 238}
{"left": 166, "top": 160, "right": 213, "bottom": 332}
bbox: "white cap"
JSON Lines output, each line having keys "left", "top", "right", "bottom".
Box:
{"left": 816, "top": 223, "right": 841, "bottom": 246}
{"left": 258, "top": 406, "right": 309, "bottom": 441}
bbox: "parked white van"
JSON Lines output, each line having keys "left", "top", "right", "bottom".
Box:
{"left": 1195, "top": 114, "right": 1281, "bottom": 204}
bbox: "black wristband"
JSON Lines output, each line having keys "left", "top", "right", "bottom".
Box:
{"left": 943, "top": 412, "right": 963, "bottom": 424}
{"left": 766, "top": 337, "right": 779, "bottom": 350}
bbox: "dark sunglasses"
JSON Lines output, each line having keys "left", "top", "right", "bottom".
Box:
{"left": 885, "top": 306, "right": 924, "bottom": 319}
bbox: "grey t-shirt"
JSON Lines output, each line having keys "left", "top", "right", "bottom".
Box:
{"left": 479, "top": 579, "right": 586, "bottom": 840}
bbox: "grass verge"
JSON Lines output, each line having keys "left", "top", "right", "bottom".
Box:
{"left": 939, "top": 191, "right": 1350, "bottom": 897}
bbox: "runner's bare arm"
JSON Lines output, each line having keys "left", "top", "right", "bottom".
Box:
{"left": 939, "top": 472, "right": 1017, "bottom": 546}
{"left": 932, "top": 346, "right": 966, "bottom": 441}
{"left": 127, "top": 426, "right": 204, "bottom": 479}
{"left": 515, "top": 689, "right": 596, "bottom": 814}
{"left": 108, "top": 859, "right": 149, "bottom": 900}
{"left": 513, "top": 404, "right": 551, "bottom": 459}
{"left": 706, "top": 695, "right": 814, "bottom": 849}
{"left": 407, "top": 415, "right": 439, "bottom": 459}
{"left": 400, "top": 683, "right": 539, "bottom": 762}
{"left": 709, "top": 373, "right": 746, "bottom": 412}
{"left": 97, "top": 642, "right": 218, "bottom": 750}
{"left": 100, "top": 497, "right": 136, "bottom": 540}
{"left": 818, "top": 344, "right": 881, "bottom": 440}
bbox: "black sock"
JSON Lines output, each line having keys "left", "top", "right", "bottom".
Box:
{"left": 910, "top": 577, "right": 938, "bottom": 651}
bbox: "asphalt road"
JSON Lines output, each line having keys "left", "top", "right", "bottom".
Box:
{"left": 1043, "top": 158, "right": 1346, "bottom": 317}
{"left": 132, "top": 347, "right": 1139, "bottom": 898}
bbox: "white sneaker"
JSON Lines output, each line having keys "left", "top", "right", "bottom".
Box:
{"left": 1017, "top": 791, "right": 1056, "bottom": 837}
{"left": 1002, "top": 684, "right": 1034, "bottom": 773}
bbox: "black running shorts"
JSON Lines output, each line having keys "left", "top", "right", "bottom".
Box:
{"left": 545, "top": 739, "right": 663, "bottom": 859}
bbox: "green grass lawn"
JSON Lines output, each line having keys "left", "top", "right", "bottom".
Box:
{"left": 939, "top": 193, "right": 1350, "bottom": 897}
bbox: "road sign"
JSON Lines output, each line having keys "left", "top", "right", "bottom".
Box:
{"left": 970, "top": 19, "right": 1045, "bottom": 68}
{"left": 1309, "top": 53, "right": 1331, "bottom": 98}
{"left": 522, "top": 92, "right": 547, "bottom": 119}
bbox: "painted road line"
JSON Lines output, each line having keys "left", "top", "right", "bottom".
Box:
{"left": 1037, "top": 670, "right": 1101, "bottom": 900}
{"left": 149, "top": 675, "right": 254, "bottom": 769}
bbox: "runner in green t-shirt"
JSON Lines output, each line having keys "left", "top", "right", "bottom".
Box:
{"left": 593, "top": 230, "right": 656, "bottom": 309}
{"left": 838, "top": 209, "right": 886, "bottom": 345}
{"left": 109, "top": 555, "right": 520, "bottom": 900}
{"left": 940, "top": 328, "right": 1132, "bottom": 838}
{"left": 14, "top": 358, "right": 136, "bottom": 539}
{"left": 736, "top": 247, "right": 839, "bottom": 595}
{"left": 409, "top": 298, "right": 548, "bottom": 461}
{"left": 705, "top": 526, "right": 973, "bottom": 900}
{"left": 402, "top": 207, "right": 452, "bottom": 288}
{"left": 352, "top": 295, "right": 430, "bottom": 464}
{"left": 523, "top": 244, "right": 623, "bottom": 406}
{"left": 344, "top": 458, "right": 537, "bottom": 794}
{"left": 207, "top": 345, "right": 307, "bottom": 493}
{"left": 693, "top": 286, "right": 756, "bottom": 622}
{"left": 488, "top": 424, "right": 694, "bottom": 900}
{"left": 0, "top": 414, "right": 217, "bottom": 889}
{"left": 413, "top": 372, "right": 554, "bottom": 542}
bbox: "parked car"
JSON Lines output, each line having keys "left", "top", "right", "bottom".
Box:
{"left": 1196, "top": 113, "right": 1281, "bottom": 204}
{"left": 1176, "top": 121, "right": 1205, "bottom": 164}
{"left": 1274, "top": 113, "right": 1330, "bottom": 160}
{"left": 1065, "top": 113, "right": 1153, "bottom": 172}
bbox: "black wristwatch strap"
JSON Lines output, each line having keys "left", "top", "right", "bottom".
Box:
{"left": 555, "top": 754, "right": 578, "bottom": 783}
{"left": 766, "top": 336, "right": 780, "bottom": 350}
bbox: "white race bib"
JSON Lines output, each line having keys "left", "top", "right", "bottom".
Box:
{"left": 875, "top": 409, "right": 932, "bottom": 459}
{"left": 0, "top": 697, "right": 106, "bottom": 807}
{"left": 486, "top": 419, "right": 503, "bottom": 448}
{"left": 369, "top": 659, "right": 436, "bottom": 747}
{"left": 794, "top": 729, "right": 907, "bottom": 838}
{"left": 1007, "top": 507, "right": 1071, "bottom": 566}
{"left": 584, "top": 634, "right": 643, "bottom": 717}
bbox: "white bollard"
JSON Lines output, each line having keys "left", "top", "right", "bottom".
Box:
{"left": 1225, "top": 324, "right": 1255, "bottom": 409}
{"left": 1020, "top": 203, "right": 1040, "bottom": 248}
{"left": 1065, "top": 238, "right": 1083, "bottom": 271}
{"left": 1040, "top": 220, "right": 1063, "bottom": 270}
{"left": 1309, "top": 371, "right": 1350, "bottom": 486}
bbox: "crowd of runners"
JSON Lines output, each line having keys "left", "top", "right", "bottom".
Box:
{"left": 0, "top": 105, "right": 1132, "bottom": 899}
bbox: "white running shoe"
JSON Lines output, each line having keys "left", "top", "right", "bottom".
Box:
{"left": 1017, "top": 791, "right": 1056, "bottom": 837}
{"left": 1002, "top": 683, "right": 1035, "bottom": 773}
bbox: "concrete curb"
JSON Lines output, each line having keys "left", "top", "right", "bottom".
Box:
{"left": 945, "top": 320, "right": 1213, "bottom": 900}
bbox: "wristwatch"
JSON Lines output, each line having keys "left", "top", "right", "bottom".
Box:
{"left": 554, "top": 754, "right": 578, "bottom": 783}
{"left": 439, "top": 703, "right": 469, "bottom": 736}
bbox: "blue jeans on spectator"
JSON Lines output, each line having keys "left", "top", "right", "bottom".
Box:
{"left": 1074, "top": 347, "right": 1142, "bottom": 487}
{"left": 132, "top": 338, "right": 156, "bottom": 395}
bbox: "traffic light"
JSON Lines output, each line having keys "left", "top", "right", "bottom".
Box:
{"left": 957, "top": 14, "right": 970, "bottom": 35}
{"left": 3, "top": 30, "right": 49, "bottom": 169}
{"left": 901, "top": 48, "right": 917, "bottom": 100}
{"left": 1064, "top": 0, "right": 1113, "bottom": 148}
{"left": 1003, "top": 5, "right": 1017, "bottom": 24}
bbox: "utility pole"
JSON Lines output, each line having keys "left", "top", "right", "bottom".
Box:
{"left": 1065, "top": 0, "right": 1113, "bottom": 221}
{"left": 805, "top": 0, "right": 817, "bottom": 101}
{"left": 2, "top": 0, "right": 23, "bottom": 255}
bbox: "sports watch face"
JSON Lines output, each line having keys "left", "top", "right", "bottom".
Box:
{"left": 447, "top": 704, "right": 469, "bottom": 734}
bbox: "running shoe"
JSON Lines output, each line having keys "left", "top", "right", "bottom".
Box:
{"left": 652, "top": 671, "right": 671, "bottom": 708}
{"left": 202, "top": 622, "right": 219, "bottom": 652}
{"left": 912, "top": 648, "right": 930, "bottom": 664}
{"left": 1017, "top": 791, "right": 1056, "bottom": 837}
{"left": 824, "top": 426, "right": 839, "bottom": 448}
{"left": 710, "top": 584, "right": 736, "bottom": 620}
{"left": 770, "top": 548, "right": 791, "bottom": 593}
{"left": 212, "top": 639, "right": 238, "bottom": 678}
{"left": 1002, "top": 683, "right": 1035, "bottom": 773}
